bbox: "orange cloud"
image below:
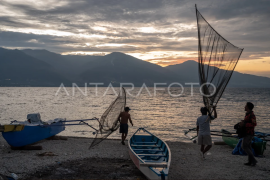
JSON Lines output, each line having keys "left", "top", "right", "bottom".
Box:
{"left": 145, "top": 57, "right": 197, "bottom": 66}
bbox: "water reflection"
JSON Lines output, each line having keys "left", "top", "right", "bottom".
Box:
{"left": 0, "top": 87, "right": 269, "bottom": 142}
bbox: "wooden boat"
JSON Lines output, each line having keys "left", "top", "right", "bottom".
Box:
{"left": 1, "top": 113, "right": 65, "bottom": 147}
{"left": 221, "top": 129, "right": 267, "bottom": 155}
{"left": 128, "top": 128, "right": 171, "bottom": 180}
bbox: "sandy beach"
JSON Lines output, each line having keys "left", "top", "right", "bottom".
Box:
{"left": 0, "top": 134, "right": 269, "bottom": 180}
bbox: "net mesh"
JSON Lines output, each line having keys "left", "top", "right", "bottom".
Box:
{"left": 89, "top": 87, "right": 126, "bottom": 149}
{"left": 196, "top": 5, "right": 244, "bottom": 113}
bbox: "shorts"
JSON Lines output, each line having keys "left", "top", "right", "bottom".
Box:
{"left": 119, "top": 123, "right": 128, "bottom": 134}
{"left": 198, "top": 135, "right": 212, "bottom": 145}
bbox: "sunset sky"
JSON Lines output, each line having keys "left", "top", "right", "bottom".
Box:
{"left": 0, "top": 0, "right": 269, "bottom": 77}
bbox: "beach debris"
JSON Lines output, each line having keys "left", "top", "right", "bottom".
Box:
{"left": 10, "top": 173, "right": 18, "bottom": 180}
{"left": 46, "top": 135, "right": 67, "bottom": 140}
{"left": 121, "top": 164, "right": 129, "bottom": 168}
{"left": 36, "top": 152, "right": 58, "bottom": 156}
{"left": 55, "top": 167, "right": 75, "bottom": 175}
{"left": 11, "top": 145, "right": 42, "bottom": 150}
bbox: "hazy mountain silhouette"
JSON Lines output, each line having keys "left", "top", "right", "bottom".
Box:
{"left": 166, "top": 60, "right": 199, "bottom": 82}
{"left": 80, "top": 52, "right": 181, "bottom": 86}
{"left": 1, "top": 47, "right": 270, "bottom": 87}
{"left": 22, "top": 49, "right": 100, "bottom": 82}
{"left": 22, "top": 50, "right": 181, "bottom": 86}
{"left": 0, "top": 48, "right": 70, "bottom": 86}
{"left": 230, "top": 73, "right": 270, "bottom": 87}
{"left": 166, "top": 60, "right": 270, "bottom": 88}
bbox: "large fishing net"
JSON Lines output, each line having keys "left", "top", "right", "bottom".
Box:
{"left": 196, "top": 5, "right": 244, "bottom": 113}
{"left": 89, "top": 87, "right": 126, "bottom": 149}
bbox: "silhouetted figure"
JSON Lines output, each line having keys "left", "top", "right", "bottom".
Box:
{"left": 118, "top": 107, "right": 133, "bottom": 145}
{"left": 196, "top": 106, "right": 217, "bottom": 159}
{"left": 239, "top": 102, "right": 257, "bottom": 166}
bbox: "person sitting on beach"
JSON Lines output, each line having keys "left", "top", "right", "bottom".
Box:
{"left": 118, "top": 107, "right": 133, "bottom": 145}
{"left": 239, "top": 102, "right": 257, "bottom": 166}
{"left": 196, "top": 106, "right": 217, "bottom": 159}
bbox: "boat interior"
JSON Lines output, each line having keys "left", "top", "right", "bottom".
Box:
{"left": 130, "top": 128, "right": 169, "bottom": 172}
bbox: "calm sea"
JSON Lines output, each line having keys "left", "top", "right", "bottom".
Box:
{"left": 0, "top": 87, "right": 269, "bottom": 142}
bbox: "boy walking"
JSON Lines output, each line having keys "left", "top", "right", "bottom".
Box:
{"left": 196, "top": 106, "right": 217, "bottom": 159}
{"left": 118, "top": 107, "right": 133, "bottom": 145}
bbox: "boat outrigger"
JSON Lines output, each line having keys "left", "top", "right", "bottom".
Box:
{"left": 184, "top": 128, "right": 269, "bottom": 155}
{"left": 1, "top": 88, "right": 126, "bottom": 149}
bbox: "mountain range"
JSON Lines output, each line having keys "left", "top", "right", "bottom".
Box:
{"left": 0, "top": 47, "right": 270, "bottom": 87}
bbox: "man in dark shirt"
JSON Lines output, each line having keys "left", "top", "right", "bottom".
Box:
{"left": 239, "top": 102, "right": 257, "bottom": 166}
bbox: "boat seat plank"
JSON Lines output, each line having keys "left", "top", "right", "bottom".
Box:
{"left": 133, "top": 149, "right": 163, "bottom": 152}
{"left": 131, "top": 144, "right": 160, "bottom": 147}
{"left": 140, "top": 163, "right": 167, "bottom": 168}
{"left": 133, "top": 142, "right": 156, "bottom": 144}
{"left": 138, "top": 154, "right": 166, "bottom": 157}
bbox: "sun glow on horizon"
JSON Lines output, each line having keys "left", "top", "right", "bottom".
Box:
{"left": 61, "top": 50, "right": 270, "bottom": 78}
{"left": 235, "top": 57, "right": 270, "bottom": 78}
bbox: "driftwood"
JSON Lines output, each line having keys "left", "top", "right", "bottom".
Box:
{"left": 11, "top": 145, "right": 42, "bottom": 150}
{"left": 214, "top": 141, "right": 227, "bottom": 145}
{"left": 36, "top": 152, "right": 58, "bottom": 156}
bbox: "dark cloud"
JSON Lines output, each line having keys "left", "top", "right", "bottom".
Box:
{"left": 0, "top": 0, "right": 269, "bottom": 65}
{"left": 0, "top": 16, "right": 42, "bottom": 29}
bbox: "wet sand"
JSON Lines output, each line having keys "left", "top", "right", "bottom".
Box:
{"left": 0, "top": 135, "right": 269, "bottom": 180}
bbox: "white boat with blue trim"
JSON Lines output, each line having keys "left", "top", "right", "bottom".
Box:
{"left": 128, "top": 128, "right": 171, "bottom": 180}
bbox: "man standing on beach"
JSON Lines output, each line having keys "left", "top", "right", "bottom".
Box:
{"left": 239, "top": 102, "right": 257, "bottom": 166}
{"left": 118, "top": 107, "right": 133, "bottom": 145}
{"left": 196, "top": 106, "right": 217, "bottom": 159}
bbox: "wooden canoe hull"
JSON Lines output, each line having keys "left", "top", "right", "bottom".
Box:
{"left": 128, "top": 128, "right": 171, "bottom": 180}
